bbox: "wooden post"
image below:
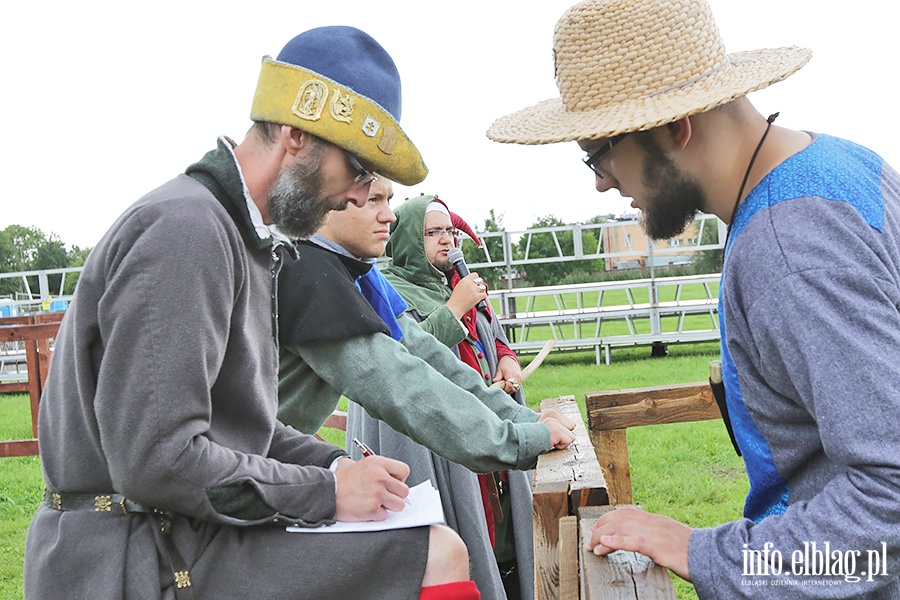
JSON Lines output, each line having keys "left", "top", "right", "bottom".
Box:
{"left": 533, "top": 396, "right": 608, "bottom": 600}
{"left": 584, "top": 384, "right": 723, "bottom": 505}
{"left": 589, "top": 429, "right": 632, "bottom": 506}
{"left": 558, "top": 516, "right": 579, "bottom": 600}
{"left": 0, "top": 319, "right": 62, "bottom": 457}
{"left": 578, "top": 506, "right": 677, "bottom": 599}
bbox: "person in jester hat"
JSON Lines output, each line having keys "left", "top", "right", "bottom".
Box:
{"left": 357, "top": 194, "right": 534, "bottom": 600}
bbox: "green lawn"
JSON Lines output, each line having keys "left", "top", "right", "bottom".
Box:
{"left": 0, "top": 340, "right": 745, "bottom": 599}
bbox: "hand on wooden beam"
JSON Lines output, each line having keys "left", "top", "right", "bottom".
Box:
{"left": 587, "top": 505, "right": 692, "bottom": 582}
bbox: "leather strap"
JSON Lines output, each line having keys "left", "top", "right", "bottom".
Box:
{"left": 44, "top": 490, "right": 195, "bottom": 599}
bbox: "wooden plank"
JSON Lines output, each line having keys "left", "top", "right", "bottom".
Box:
{"left": 0, "top": 315, "right": 33, "bottom": 326}
{"left": 585, "top": 383, "right": 710, "bottom": 410}
{"left": 0, "top": 439, "right": 39, "bottom": 457}
{"left": 322, "top": 410, "right": 347, "bottom": 431}
{"left": 0, "top": 381, "right": 29, "bottom": 394}
{"left": 578, "top": 506, "right": 677, "bottom": 600}
{"left": 33, "top": 312, "right": 65, "bottom": 325}
{"left": 0, "top": 320, "right": 61, "bottom": 458}
{"left": 587, "top": 387, "right": 722, "bottom": 432}
{"left": 534, "top": 396, "right": 609, "bottom": 600}
{"left": 558, "top": 516, "right": 579, "bottom": 600}
{"left": 533, "top": 478, "right": 568, "bottom": 600}
{"left": 589, "top": 429, "right": 632, "bottom": 505}
{"left": 1, "top": 322, "right": 62, "bottom": 343}
{"left": 24, "top": 339, "right": 41, "bottom": 437}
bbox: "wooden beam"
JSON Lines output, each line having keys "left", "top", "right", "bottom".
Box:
{"left": 578, "top": 506, "right": 677, "bottom": 599}
{"left": 322, "top": 410, "right": 347, "bottom": 431}
{"left": 0, "top": 381, "right": 29, "bottom": 394}
{"left": 0, "top": 439, "right": 39, "bottom": 457}
{"left": 586, "top": 385, "right": 722, "bottom": 432}
{"left": 0, "top": 322, "right": 62, "bottom": 343}
{"left": 586, "top": 383, "right": 710, "bottom": 409}
{"left": 558, "top": 516, "right": 579, "bottom": 600}
{"left": 534, "top": 396, "right": 608, "bottom": 599}
{"left": 589, "top": 429, "right": 632, "bottom": 506}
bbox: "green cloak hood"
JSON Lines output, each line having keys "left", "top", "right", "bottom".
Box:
{"left": 381, "top": 195, "right": 452, "bottom": 317}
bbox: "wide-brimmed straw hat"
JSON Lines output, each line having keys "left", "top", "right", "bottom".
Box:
{"left": 486, "top": 0, "right": 812, "bottom": 144}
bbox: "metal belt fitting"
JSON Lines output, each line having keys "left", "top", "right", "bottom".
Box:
{"left": 44, "top": 489, "right": 194, "bottom": 600}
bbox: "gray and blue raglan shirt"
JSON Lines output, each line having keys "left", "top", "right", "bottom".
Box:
{"left": 689, "top": 134, "right": 900, "bottom": 598}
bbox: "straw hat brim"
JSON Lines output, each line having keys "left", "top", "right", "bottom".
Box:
{"left": 486, "top": 47, "right": 812, "bottom": 145}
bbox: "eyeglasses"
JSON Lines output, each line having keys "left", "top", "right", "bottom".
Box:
{"left": 344, "top": 149, "right": 378, "bottom": 187}
{"left": 424, "top": 228, "right": 459, "bottom": 239}
{"left": 582, "top": 133, "right": 627, "bottom": 179}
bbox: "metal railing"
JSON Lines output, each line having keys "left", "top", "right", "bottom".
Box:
{"left": 490, "top": 274, "right": 720, "bottom": 365}
{"left": 461, "top": 213, "right": 726, "bottom": 285}
{"left": 0, "top": 267, "right": 79, "bottom": 317}
{"left": 1, "top": 216, "right": 725, "bottom": 363}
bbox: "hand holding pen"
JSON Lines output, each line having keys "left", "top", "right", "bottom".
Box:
{"left": 353, "top": 438, "right": 412, "bottom": 505}
{"left": 333, "top": 443, "right": 412, "bottom": 521}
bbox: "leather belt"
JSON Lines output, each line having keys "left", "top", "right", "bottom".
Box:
{"left": 44, "top": 490, "right": 194, "bottom": 600}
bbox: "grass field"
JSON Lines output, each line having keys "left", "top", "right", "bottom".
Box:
{"left": 0, "top": 341, "right": 746, "bottom": 599}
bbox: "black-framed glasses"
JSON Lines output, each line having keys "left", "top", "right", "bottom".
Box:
{"left": 344, "top": 149, "right": 378, "bottom": 187}
{"left": 424, "top": 228, "right": 459, "bottom": 239}
{"left": 582, "top": 133, "right": 627, "bottom": 179}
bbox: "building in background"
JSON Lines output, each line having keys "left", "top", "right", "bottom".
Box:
{"left": 602, "top": 215, "right": 698, "bottom": 272}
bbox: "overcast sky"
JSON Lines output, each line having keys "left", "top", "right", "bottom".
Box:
{"left": 2, "top": 1, "right": 896, "bottom": 249}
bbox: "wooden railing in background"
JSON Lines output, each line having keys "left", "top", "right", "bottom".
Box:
{"left": 584, "top": 382, "right": 724, "bottom": 505}
{"left": 0, "top": 313, "right": 64, "bottom": 457}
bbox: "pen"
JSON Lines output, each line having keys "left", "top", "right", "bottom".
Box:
{"left": 351, "top": 437, "right": 412, "bottom": 505}
{"left": 352, "top": 437, "right": 375, "bottom": 457}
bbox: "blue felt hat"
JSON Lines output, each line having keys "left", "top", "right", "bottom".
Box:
{"left": 250, "top": 26, "right": 427, "bottom": 185}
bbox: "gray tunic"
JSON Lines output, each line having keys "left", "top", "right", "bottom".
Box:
{"left": 347, "top": 309, "right": 536, "bottom": 600}
{"left": 23, "top": 142, "right": 428, "bottom": 600}
{"left": 690, "top": 135, "right": 900, "bottom": 597}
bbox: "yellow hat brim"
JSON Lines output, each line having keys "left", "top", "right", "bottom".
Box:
{"left": 250, "top": 57, "right": 428, "bottom": 185}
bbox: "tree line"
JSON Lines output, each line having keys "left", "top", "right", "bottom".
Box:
{"left": 0, "top": 225, "right": 92, "bottom": 297}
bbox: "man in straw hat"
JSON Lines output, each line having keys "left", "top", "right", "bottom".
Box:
{"left": 25, "top": 26, "right": 484, "bottom": 600}
{"left": 488, "top": 0, "right": 900, "bottom": 597}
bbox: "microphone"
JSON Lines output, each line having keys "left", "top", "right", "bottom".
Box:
{"left": 447, "top": 247, "right": 488, "bottom": 314}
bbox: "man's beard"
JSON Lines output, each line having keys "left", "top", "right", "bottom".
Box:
{"left": 432, "top": 255, "right": 452, "bottom": 273}
{"left": 266, "top": 142, "right": 341, "bottom": 239}
{"left": 634, "top": 133, "right": 706, "bottom": 240}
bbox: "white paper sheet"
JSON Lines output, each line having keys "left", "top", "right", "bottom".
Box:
{"left": 286, "top": 480, "right": 445, "bottom": 534}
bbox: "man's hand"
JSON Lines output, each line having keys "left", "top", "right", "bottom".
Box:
{"left": 537, "top": 408, "right": 576, "bottom": 431}
{"left": 333, "top": 456, "right": 355, "bottom": 471}
{"left": 333, "top": 455, "right": 411, "bottom": 522}
{"left": 588, "top": 506, "right": 692, "bottom": 581}
{"left": 543, "top": 418, "right": 576, "bottom": 449}
{"left": 493, "top": 355, "right": 523, "bottom": 394}
{"left": 446, "top": 272, "right": 488, "bottom": 319}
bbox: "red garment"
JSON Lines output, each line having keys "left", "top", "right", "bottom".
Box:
{"left": 419, "top": 580, "right": 481, "bottom": 600}
{"left": 445, "top": 271, "right": 518, "bottom": 547}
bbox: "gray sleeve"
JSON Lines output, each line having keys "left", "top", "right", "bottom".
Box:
{"left": 89, "top": 208, "right": 340, "bottom": 527}
{"left": 690, "top": 264, "right": 900, "bottom": 597}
